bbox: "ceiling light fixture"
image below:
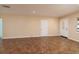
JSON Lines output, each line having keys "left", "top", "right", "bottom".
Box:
{"left": 33, "top": 10, "right": 36, "bottom": 14}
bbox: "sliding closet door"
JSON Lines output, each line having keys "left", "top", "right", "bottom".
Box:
{"left": 40, "top": 20, "right": 48, "bottom": 36}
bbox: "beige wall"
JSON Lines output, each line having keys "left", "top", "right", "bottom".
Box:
{"left": 60, "top": 12, "right": 79, "bottom": 42}
{"left": 1, "top": 12, "right": 79, "bottom": 42}
{"left": 2, "top": 15, "right": 59, "bottom": 39}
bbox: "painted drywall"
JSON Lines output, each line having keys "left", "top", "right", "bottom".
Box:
{"left": 2, "top": 14, "right": 59, "bottom": 39}
{"left": 60, "top": 12, "right": 79, "bottom": 42}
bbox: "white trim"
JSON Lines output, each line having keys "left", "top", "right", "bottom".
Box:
{"left": 68, "top": 37, "right": 79, "bottom": 42}
{"left": 3, "top": 35, "right": 59, "bottom": 39}
{"left": 3, "top": 36, "right": 39, "bottom": 39}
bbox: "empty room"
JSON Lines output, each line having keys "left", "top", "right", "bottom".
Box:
{"left": 0, "top": 4, "right": 79, "bottom": 54}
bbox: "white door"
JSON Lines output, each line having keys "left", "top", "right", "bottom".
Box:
{"left": 40, "top": 20, "right": 48, "bottom": 36}
{"left": 60, "top": 19, "right": 69, "bottom": 37}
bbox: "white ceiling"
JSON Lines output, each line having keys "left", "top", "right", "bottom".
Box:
{"left": 0, "top": 4, "right": 79, "bottom": 17}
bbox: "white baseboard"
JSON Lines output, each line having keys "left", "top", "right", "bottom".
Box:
{"left": 3, "top": 35, "right": 59, "bottom": 39}
{"left": 68, "top": 37, "right": 79, "bottom": 42}
{"left": 3, "top": 36, "right": 40, "bottom": 39}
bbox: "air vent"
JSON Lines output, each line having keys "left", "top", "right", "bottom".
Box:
{"left": 2, "top": 5, "right": 10, "bottom": 8}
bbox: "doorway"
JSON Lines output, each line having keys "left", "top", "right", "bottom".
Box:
{"left": 60, "top": 19, "right": 69, "bottom": 38}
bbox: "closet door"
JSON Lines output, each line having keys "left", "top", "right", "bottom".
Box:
{"left": 60, "top": 19, "right": 69, "bottom": 37}
{"left": 40, "top": 20, "right": 48, "bottom": 36}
